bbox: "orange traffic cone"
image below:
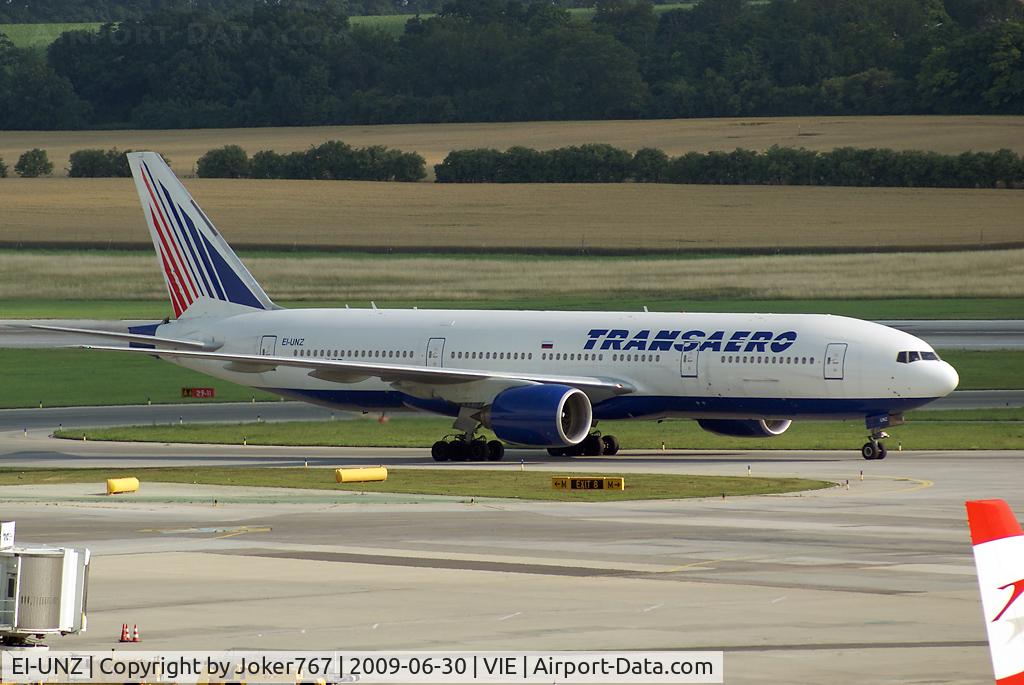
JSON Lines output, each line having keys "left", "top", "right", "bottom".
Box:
{"left": 119, "top": 623, "right": 130, "bottom": 642}
{"left": 131, "top": 624, "right": 141, "bottom": 642}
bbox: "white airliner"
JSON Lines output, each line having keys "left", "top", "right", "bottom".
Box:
{"left": 37, "top": 152, "right": 959, "bottom": 461}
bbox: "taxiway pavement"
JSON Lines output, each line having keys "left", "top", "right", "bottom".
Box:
{"left": 2, "top": 428, "right": 1020, "bottom": 684}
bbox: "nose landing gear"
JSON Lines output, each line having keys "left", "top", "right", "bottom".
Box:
{"left": 861, "top": 432, "right": 888, "bottom": 460}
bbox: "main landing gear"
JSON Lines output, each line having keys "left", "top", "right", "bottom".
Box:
{"left": 547, "top": 432, "right": 620, "bottom": 457}
{"left": 432, "top": 434, "right": 505, "bottom": 462}
{"left": 432, "top": 407, "right": 505, "bottom": 462}
{"left": 861, "top": 432, "right": 888, "bottom": 461}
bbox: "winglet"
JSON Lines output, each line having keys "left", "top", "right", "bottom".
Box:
{"left": 966, "top": 499, "right": 1024, "bottom": 685}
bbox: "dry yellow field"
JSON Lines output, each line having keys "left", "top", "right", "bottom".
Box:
{"left": 1, "top": 115, "right": 1021, "bottom": 177}
{"left": 1, "top": 177, "right": 1020, "bottom": 252}
{"left": 2, "top": 249, "right": 1021, "bottom": 301}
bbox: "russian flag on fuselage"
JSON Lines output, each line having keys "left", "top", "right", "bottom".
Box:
{"left": 128, "top": 152, "right": 273, "bottom": 317}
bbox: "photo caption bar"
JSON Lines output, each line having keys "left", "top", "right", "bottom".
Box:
{"left": 1, "top": 650, "right": 723, "bottom": 683}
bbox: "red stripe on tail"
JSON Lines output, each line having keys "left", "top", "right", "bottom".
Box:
{"left": 998, "top": 672, "right": 1024, "bottom": 685}
{"left": 157, "top": 242, "right": 185, "bottom": 317}
{"left": 140, "top": 166, "right": 198, "bottom": 304}
{"left": 967, "top": 500, "right": 1024, "bottom": 546}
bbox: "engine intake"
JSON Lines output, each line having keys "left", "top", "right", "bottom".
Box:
{"left": 484, "top": 384, "right": 592, "bottom": 447}
{"left": 697, "top": 419, "right": 792, "bottom": 438}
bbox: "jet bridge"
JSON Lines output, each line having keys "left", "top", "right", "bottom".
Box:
{"left": 1, "top": 522, "right": 90, "bottom": 648}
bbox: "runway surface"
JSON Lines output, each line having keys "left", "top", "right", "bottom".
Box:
{"left": 3, "top": 319, "right": 1023, "bottom": 349}
{"left": 2, "top": 424, "right": 1021, "bottom": 683}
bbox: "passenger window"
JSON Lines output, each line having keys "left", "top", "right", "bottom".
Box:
{"left": 810, "top": 357, "right": 814, "bottom": 364}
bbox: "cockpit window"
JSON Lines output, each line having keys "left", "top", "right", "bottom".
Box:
{"left": 897, "top": 350, "right": 941, "bottom": 363}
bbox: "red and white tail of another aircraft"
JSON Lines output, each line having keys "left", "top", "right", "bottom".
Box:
{"left": 967, "top": 499, "right": 1024, "bottom": 685}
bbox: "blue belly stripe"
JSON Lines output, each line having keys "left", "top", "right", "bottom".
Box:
{"left": 260, "top": 387, "right": 938, "bottom": 420}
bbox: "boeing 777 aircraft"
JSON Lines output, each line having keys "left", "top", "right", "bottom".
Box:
{"left": 37, "top": 152, "right": 959, "bottom": 461}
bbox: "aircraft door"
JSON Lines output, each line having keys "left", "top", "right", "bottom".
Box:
{"left": 426, "top": 337, "right": 446, "bottom": 367}
{"left": 824, "top": 343, "right": 847, "bottom": 380}
{"left": 259, "top": 335, "right": 277, "bottom": 356}
{"left": 680, "top": 349, "right": 698, "bottom": 378}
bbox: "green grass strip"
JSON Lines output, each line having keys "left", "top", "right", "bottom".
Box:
{"left": 0, "top": 466, "right": 829, "bottom": 501}
{"left": 55, "top": 409, "right": 1024, "bottom": 451}
{"left": 0, "top": 348, "right": 279, "bottom": 409}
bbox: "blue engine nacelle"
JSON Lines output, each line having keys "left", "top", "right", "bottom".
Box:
{"left": 484, "top": 384, "right": 593, "bottom": 447}
{"left": 697, "top": 419, "right": 792, "bottom": 438}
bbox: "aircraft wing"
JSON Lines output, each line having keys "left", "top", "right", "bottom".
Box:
{"left": 78, "top": 344, "right": 634, "bottom": 395}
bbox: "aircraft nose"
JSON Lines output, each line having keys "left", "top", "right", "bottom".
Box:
{"left": 938, "top": 361, "right": 960, "bottom": 396}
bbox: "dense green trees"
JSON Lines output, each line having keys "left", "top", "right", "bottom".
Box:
{"left": 14, "top": 149, "right": 54, "bottom": 177}
{"left": 0, "top": 0, "right": 1021, "bottom": 129}
{"left": 197, "top": 142, "right": 426, "bottom": 181}
{"left": 68, "top": 148, "right": 132, "bottom": 176}
{"left": 436, "top": 144, "right": 1024, "bottom": 188}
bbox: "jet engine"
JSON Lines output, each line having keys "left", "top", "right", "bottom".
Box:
{"left": 482, "top": 384, "right": 592, "bottom": 447}
{"left": 696, "top": 419, "right": 792, "bottom": 438}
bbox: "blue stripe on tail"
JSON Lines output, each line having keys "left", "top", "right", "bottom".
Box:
{"left": 198, "top": 231, "right": 264, "bottom": 309}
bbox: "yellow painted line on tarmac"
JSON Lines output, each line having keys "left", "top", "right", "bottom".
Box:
{"left": 856, "top": 476, "right": 934, "bottom": 496}
{"left": 651, "top": 555, "right": 759, "bottom": 574}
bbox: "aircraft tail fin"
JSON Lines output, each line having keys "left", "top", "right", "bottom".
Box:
{"left": 966, "top": 499, "right": 1024, "bottom": 685}
{"left": 127, "top": 152, "right": 276, "bottom": 318}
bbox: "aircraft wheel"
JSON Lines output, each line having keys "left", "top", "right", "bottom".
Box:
{"left": 431, "top": 441, "right": 449, "bottom": 462}
{"left": 486, "top": 440, "right": 505, "bottom": 461}
{"left": 470, "top": 441, "right": 489, "bottom": 461}
{"left": 601, "top": 434, "right": 620, "bottom": 456}
{"left": 582, "top": 434, "right": 604, "bottom": 456}
{"left": 876, "top": 443, "right": 888, "bottom": 460}
{"left": 861, "top": 442, "right": 879, "bottom": 460}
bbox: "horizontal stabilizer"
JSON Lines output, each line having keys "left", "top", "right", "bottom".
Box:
{"left": 32, "top": 324, "right": 214, "bottom": 350}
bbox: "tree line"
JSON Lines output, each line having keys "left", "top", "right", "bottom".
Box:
{"left": 0, "top": 0, "right": 1021, "bottom": 130}
{"left": 435, "top": 145, "right": 1024, "bottom": 188}
{"left": 9, "top": 143, "right": 1021, "bottom": 188}
{"left": 196, "top": 142, "right": 426, "bottom": 181}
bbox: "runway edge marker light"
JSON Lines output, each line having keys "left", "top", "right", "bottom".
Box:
{"left": 965, "top": 499, "right": 1024, "bottom": 685}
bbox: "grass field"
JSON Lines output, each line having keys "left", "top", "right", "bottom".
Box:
{"left": 1, "top": 180, "right": 1022, "bottom": 254}
{"left": 0, "top": 348, "right": 279, "bottom": 408}
{"left": 2, "top": 249, "right": 1022, "bottom": 302}
{"left": 3, "top": 297, "right": 1021, "bottom": 320}
{"left": 5, "top": 347, "right": 1019, "bottom": 410}
{"left": 0, "top": 22, "right": 101, "bottom": 49}
{"left": 1, "top": 116, "right": 1021, "bottom": 182}
{"left": 53, "top": 408, "right": 1024, "bottom": 450}
{"left": 0, "top": 466, "right": 829, "bottom": 501}
{"left": 0, "top": 6, "right": 700, "bottom": 47}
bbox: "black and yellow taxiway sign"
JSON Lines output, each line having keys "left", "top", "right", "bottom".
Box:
{"left": 552, "top": 476, "right": 625, "bottom": 491}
